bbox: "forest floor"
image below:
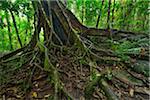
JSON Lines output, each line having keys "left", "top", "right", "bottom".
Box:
{"left": 0, "top": 49, "right": 149, "bottom": 100}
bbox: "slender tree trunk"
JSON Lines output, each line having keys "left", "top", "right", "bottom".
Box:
{"left": 144, "top": 15, "right": 148, "bottom": 32}
{"left": 123, "top": 0, "right": 134, "bottom": 30}
{"left": 107, "top": 0, "right": 111, "bottom": 29}
{"left": 24, "top": 16, "right": 30, "bottom": 44}
{"left": 111, "top": 0, "right": 115, "bottom": 28}
{"left": 120, "top": 0, "right": 124, "bottom": 29}
{"left": 9, "top": 10, "right": 23, "bottom": 47}
{"left": 5, "top": 10, "right": 13, "bottom": 50}
{"left": 95, "top": 0, "right": 104, "bottom": 28}
{"left": 0, "top": 17, "right": 4, "bottom": 50}
{"left": 81, "top": 0, "right": 84, "bottom": 23}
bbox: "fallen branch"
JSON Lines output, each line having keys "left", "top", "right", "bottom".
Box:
{"left": 0, "top": 46, "right": 26, "bottom": 62}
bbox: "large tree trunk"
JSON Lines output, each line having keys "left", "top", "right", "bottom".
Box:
{"left": 0, "top": 0, "right": 149, "bottom": 100}
{"left": 33, "top": 0, "right": 75, "bottom": 46}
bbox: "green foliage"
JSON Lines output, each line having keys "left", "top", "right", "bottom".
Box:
{"left": 111, "top": 40, "right": 135, "bottom": 61}
{"left": 0, "top": 0, "right": 33, "bottom": 51}
{"left": 105, "top": 68, "right": 113, "bottom": 80}
{"left": 0, "top": 0, "right": 148, "bottom": 52}
{"left": 67, "top": 0, "right": 148, "bottom": 31}
{"left": 131, "top": 60, "right": 149, "bottom": 77}
{"left": 79, "top": 58, "right": 87, "bottom": 65}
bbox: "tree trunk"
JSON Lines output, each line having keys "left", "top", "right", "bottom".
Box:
{"left": 9, "top": 10, "right": 23, "bottom": 47}
{"left": 5, "top": 10, "right": 13, "bottom": 50}
{"left": 111, "top": 0, "right": 115, "bottom": 28}
{"left": 96, "top": 0, "right": 104, "bottom": 28}
{"left": 107, "top": 0, "right": 111, "bottom": 29}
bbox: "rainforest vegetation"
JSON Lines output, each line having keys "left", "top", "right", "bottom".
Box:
{"left": 0, "top": 0, "right": 149, "bottom": 99}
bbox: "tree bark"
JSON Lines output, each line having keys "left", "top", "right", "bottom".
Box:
{"left": 95, "top": 0, "right": 104, "bottom": 28}
{"left": 9, "top": 10, "right": 23, "bottom": 47}
{"left": 5, "top": 10, "right": 13, "bottom": 50}
{"left": 107, "top": 0, "right": 111, "bottom": 29}
{"left": 111, "top": 0, "right": 116, "bottom": 28}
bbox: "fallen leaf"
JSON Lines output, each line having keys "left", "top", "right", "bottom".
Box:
{"left": 129, "top": 88, "right": 134, "bottom": 97}
{"left": 32, "top": 92, "right": 38, "bottom": 98}
{"left": 44, "top": 94, "right": 51, "bottom": 98}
